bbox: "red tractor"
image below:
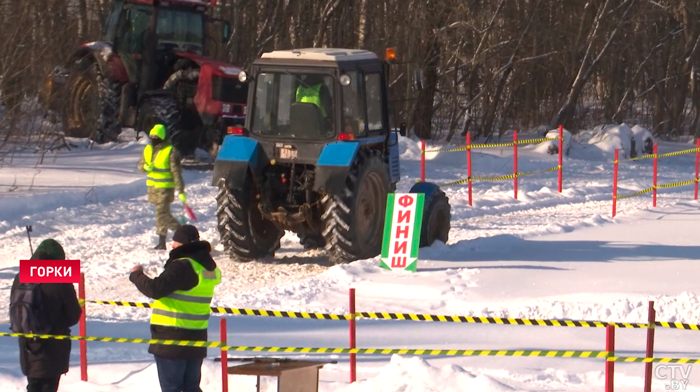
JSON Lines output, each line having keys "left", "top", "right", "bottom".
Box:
{"left": 45, "top": 0, "right": 247, "bottom": 159}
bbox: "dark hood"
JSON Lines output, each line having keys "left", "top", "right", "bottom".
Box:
{"left": 30, "top": 239, "right": 66, "bottom": 260}
{"left": 165, "top": 240, "right": 216, "bottom": 271}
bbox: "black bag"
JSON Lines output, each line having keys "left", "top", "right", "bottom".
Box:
{"left": 9, "top": 283, "right": 51, "bottom": 334}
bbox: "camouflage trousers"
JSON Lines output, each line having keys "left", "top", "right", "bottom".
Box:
{"left": 148, "top": 187, "right": 181, "bottom": 236}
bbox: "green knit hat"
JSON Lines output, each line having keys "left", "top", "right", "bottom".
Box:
{"left": 31, "top": 239, "right": 66, "bottom": 260}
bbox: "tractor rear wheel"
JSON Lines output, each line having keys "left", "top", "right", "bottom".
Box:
{"left": 321, "top": 150, "right": 390, "bottom": 264}
{"left": 136, "top": 95, "right": 179, "bottom": 142}
{"left": 419, "top": 190, "right": 451, "bottom": 247}
{"left": 63, "top": 59, "right": 120, "bottom": 142}
{"left": 215, "top": 178, "right": 282, "bottom": 261}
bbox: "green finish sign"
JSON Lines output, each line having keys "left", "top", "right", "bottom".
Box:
{"left": 380, "top": 193, "right": 424, "bottom": 272}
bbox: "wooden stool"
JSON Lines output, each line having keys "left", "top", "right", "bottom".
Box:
{"left": 227, "top": 359, "right": 329, "bottom": 392}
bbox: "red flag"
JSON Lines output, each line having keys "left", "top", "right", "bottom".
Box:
{"left": 183, "top": 203, "right": 198, "bottom": 222}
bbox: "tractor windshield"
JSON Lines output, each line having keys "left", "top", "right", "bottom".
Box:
{"left": 250, "top": 72, "right": 335, "bottom": 139}
{"left": 117, "top": 5, "right": 205, "bottom": 55}
{"left": 156, "top": 8, "right": 205, "bottom": 54}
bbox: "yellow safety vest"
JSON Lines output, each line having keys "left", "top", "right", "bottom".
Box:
{"left": 150, "top": 258, "right": 221, "bottom": 330}
{"left": 296, "top": 84, "right": 326, "bottom": 117}
{"left": 143, "top": 144, "right": 174, "bottom": 188}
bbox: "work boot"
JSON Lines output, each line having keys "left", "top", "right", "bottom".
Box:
{"left": 154, "top": 235, "right": 166, "bottom": 250}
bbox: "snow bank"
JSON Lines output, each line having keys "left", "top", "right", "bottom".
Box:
{"left": 338, "top": 355, "right": 517, "bottom": 392}
{"left": 532, "top": 127, "right": 572, "bottom": 155}
{"left": 576, "top": 123, "right": 634, "bottom": 158}
{"left": 398, "top": 135, "right": 423, "bottom": 161}
{"left": 631, "top": 125, "right": 654, "bottom": 155}
{"left": 0, "top": 179, "right": 146, "bottom": 224}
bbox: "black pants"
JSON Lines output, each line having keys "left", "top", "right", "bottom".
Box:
{"left": 27, "top": 376, "right": 60, "bottom": 392}
{"left": 154, "top": 355, "right": 203, "bottom": 392}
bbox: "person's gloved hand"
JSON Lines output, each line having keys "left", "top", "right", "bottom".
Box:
{"left": 143, "top": 163, "right": 153, "bottom": 172}
{"left": 178, "top": 193, "right": 187, "bottom": 203}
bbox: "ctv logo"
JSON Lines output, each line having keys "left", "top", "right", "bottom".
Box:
{"left": 19, "top": 260, "right": 81, "bottom": 283}
{"left": 655, "top": 364, "right": 692, "bottom": 390}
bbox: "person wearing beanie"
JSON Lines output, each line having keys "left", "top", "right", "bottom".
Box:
{"left": 138, "top": 123, "right": 186, "bottom": 250}
{"left": 10, "top": 239, "right": 82, "bottom": 392}
{"left": 128, "top": 225, "right": 221, "bottom": 392}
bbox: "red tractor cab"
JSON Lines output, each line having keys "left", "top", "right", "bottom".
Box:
{"left": 46, "top": 0, "right": 246, "bottom": 159}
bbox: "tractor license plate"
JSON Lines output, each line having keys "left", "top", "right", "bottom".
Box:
{"left": 279, "top": 147, "right": 297, "bottom": 160}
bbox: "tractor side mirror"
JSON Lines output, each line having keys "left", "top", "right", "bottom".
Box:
{"left": 413, "top": 68, "right": 424, "bottom": 91}
{"left": 399, "top": 123, "right": 407, "bottom": 137}
{"left": 222, "top": 21, "right": 231, "bottom": 44}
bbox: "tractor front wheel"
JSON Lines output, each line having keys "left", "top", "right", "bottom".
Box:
{"left": 321, "top": 150, "right": 390, "bottom": 264}
{"left": 419, "top": 189, "right": 451, "bottom": 247}
{"left": 216, "top": 178, "right": 282, "bottom": 261}
{"left": 136, "top": 95, "right": 179, "bottom": 142}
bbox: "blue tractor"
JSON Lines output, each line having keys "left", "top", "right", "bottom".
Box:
{"left": 211, "top": 48, "right": 450, "bottom": 263}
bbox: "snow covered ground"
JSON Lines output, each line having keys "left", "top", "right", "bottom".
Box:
{"left": 1, "top": 129, "right": 700, "bottom": 391}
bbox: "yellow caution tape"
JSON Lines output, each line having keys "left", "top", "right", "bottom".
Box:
{"left": 424, "top": 146, "right": 471, "bottom": 153}
{"left": 435, "top": 178, "right": 471, "bottom": 187}
{"left": 0, "top": 332, "right": 610, "bottom": 357}
{"left": 514, "top": 137, "right": 560, "bottom": 145}
{"left": 615, "top": 186, "right": 655, "bottom": 200}
{"left": 0, "top": 332, "right": 223, "bottom": 347}
{"left": 625, "top": 154, "right": 656, "bottom": 162}
{"left": 656, "top": 179, "right": 699, "bottom": 189}
{"left": 616, "top": 179, "right": 698, "bottom": 199}
{"left": 87, "top": 301, "right": 700, "bottom": 329}
{"left": 8, "top": 331, "right": 700, "bottom": 362}
{"left": 517, "top": 165, "right": 561, "bottom": 177}
{"left": 608, "top": 356, "right": 700, "bottom": 363}
{"left": 621, "top": 148, "right": 700, "bottom": 162}
{"left": 87, "top": 300, "right": 349, "bottom": 320}
{"left": 658, "top": 148, "right": 700, "bottom": 159}
{"left": 356, "top": 313, "right": 647, "bottom": 328}
{"left": 424, "top": 137, "right": 560, "bottom": 153}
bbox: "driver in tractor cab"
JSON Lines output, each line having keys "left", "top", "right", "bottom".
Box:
{"left": 295, "top": 74, "right": 333, "bottom": 129}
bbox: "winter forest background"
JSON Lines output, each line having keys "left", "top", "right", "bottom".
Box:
{"left": 1, "top": 0, "right": 700, "bottom": 148}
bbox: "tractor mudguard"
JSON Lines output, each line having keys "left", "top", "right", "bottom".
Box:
{"left": 69, "top": 43, "right": 129, "bottom": 83}
{"left": 388, "top": 132, "right": 400, "bottom": 183}
{"left": 212, "top": 136, "right": 267, "bottom": 189}
{"left": 313, "top": 141, "right": 360, "bottom": 195}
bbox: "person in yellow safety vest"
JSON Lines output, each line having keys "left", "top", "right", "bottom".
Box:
{"left": 129, "top": 225, "right": 221, "bottom": 392}
{"left": 138, "top": 124, "right": 186, "bottom": 250}
{"left": 295, "top": 74, "right": 332, "bottom": 121}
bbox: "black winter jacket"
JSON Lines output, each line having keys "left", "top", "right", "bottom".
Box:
{"left": 11, "top": 277, "right": 82, "bottom": 378}
{"left": 129, "top": 240, "right": 218, "bottom": 359}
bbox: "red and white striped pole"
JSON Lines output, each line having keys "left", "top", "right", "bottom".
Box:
{"left": 220, "top": 318, "right": 228, "bottom": 392}
{"left": 695, "top": 138, "right": 699, "bottom": 200}
{"left": 467, "top": 133, "right": 473, "bottom": 206}
{"left": 643, "top": 301, "right": 656, "bottom": 392}
{"left": 79, "top": 272, "right": 87, "bottom": 382}
{"left": 605, "top": 325, "right": 615, "bottom": 392}
{"left": 612, "top": 149, "right": 619, "bottom": 218}
{"left": 349, "top": 288, "right": 357, "bottom": 383}
{"left": 558, "top": 125, "right": 563, "bottom": 193}
{"left": 420, "top": 140, "right": 425, "bottom": 182}
{"left": 513, "top": 130, "right": 518, "bottom": 200}
{"left": 653, "top": 143, "right": 658, "bottom": 207}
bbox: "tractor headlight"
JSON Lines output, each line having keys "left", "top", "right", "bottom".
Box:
{"left": 238, "top": 71, "right": 248, "bottom": 83}
{"left": 339, "top": 74, "right": 351, "bottom": 86}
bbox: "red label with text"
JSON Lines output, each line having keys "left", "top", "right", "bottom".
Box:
{"left": 19, "top": 260, "right": 81, "bottom": 283}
